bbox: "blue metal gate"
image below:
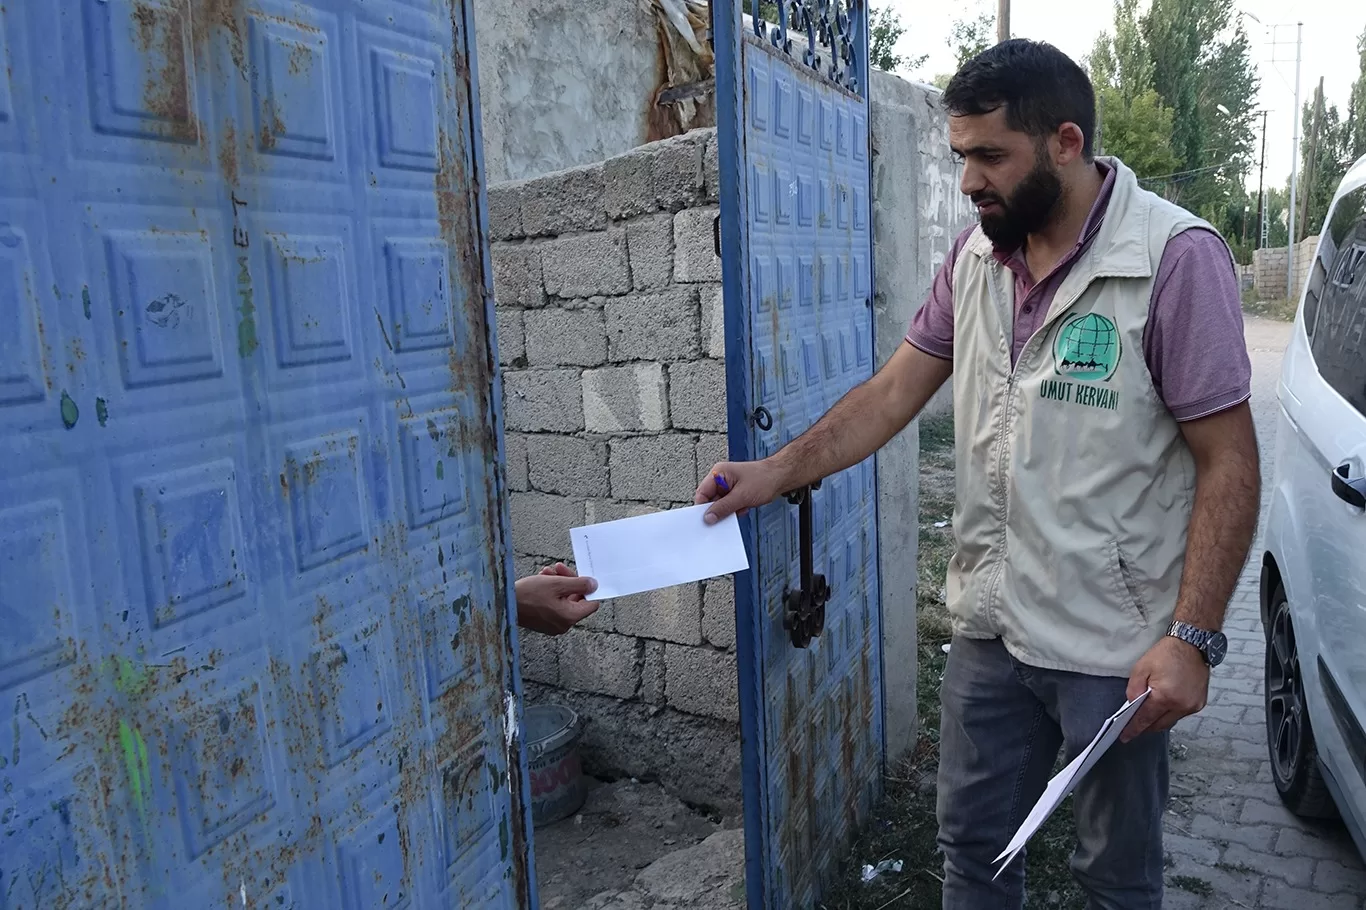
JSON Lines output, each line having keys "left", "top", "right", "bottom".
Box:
{"left": 715, "top": 2, "right": 883, "bottom": 906}
{"left": 0, "top": 2, "right": 533, "bottom": 907}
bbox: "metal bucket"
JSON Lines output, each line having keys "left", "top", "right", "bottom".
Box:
{"left": 525, "top": 704, "right": 587, "bottom": 827}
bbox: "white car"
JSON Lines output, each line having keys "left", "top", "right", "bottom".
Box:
{"left": 1261, "top": 153, "right": 1366, "bottom": 860}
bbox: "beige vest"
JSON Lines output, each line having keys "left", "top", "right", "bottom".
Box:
{"left": 946, "top": 157, "right": 1223, "bottom": 676}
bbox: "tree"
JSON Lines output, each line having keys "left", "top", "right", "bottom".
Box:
{"left": 949, "top": 5, "right": 995, "bottom": 68}
{"left": 869, "top": 5, "right": 926, "bottom": 73}
{"left": 1139, "top": 0, "right": 1259, "bottom": 212}
{"left": 1097, "top": 86, "right": 1181, "bottom": 178}
{"left": 1348, "top": 26, "right": 1366, "bottom": 163}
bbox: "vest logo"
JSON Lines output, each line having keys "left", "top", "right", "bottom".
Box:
{"left": 1053, "top": 313, "right": 1121, "bottom": 382}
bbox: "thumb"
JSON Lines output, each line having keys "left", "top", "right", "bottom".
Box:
{"left": 554, "top": 575, "right": 598, "bottom": 597}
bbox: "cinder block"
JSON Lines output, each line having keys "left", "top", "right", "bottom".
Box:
{"left": 664, "top": 645, "right": 739, "bottom": 722}
{"left": 503, "top": 369, "right": 583, "bottom": 433}
{"left": 703, "top": 130, "right": 720, "bottom": 203}
{"left": 651, "top": 133, "right": 706, "bottom": 212}
{"left": 491, "top": 243, "right": 545, "bottom": 308}
{"left": 602, "top": 145, "right": 655, "bottom": 221}
{"left": 541, "top": 228, "right": 631, "bottom": 299}
{"left": 523, "top": 308, "right": 607, "bottom": 367}
{"left": 614, "top": 582, "right": 703, "bottom": 646}
{"left": 509, "top": 491, "right": 583, "bottom": 559}
{"left": 694, "top": 434, "right": 729, "bottom": 488}
{"left": 668, "top": 360, "right": 727, "bottom": 432}
{"left": 583, "top": 363, "right": 668, "bottom": 433}
{"left": 487, "top": 180, "right": 524, "bottom": 240}
{"left": 504, "top": 432, "right": 530, "bottom": 492}
{"left": 702, "top": 578, "right": 736, "bottom": 650}
{"left": 495, "top": 307, "right": 524, "bottom": 366}
{"left": 674, "top": 207, "right": 723, "bottom": 283}
{"left": 626, "top": 214, "right": 674, "bottom": 290}
{"left": 518, "top": 630, "right": 559, "bottom": 685}
{"left": 602, "top": 132, "right": 706, "bottom": 220}
{"left": 604, "top": 287, "right": 699, "bottom": 362}
{"left": 584, "top": 499, "right": 655, "bottom": 525}
{"left": 525, "top": 434, "right": 609, "bottom": 498}
{"left": 609, "top": 435, "right": 697, "bottom": 502}
{"left": 559, "top": 630, "right": 641, "bottom": 699}
{"left": 641, "top": 640, "right": 666, "bottom": 704}
{"left": 701, "top": 284, "right": 726, "bottom": 358}
{"left": 521, "top": 163, "right": 607, "bottom": 236}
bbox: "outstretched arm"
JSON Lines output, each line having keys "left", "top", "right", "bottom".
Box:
{"left": 695, "top": 342, "right": 953, "bottom": 524}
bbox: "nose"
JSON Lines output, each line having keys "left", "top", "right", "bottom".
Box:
{"left": 960, "top": 161, "right": 986, "bottom": 198}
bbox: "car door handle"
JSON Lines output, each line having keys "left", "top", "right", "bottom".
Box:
{"left": 1331, "top": 463, "right": 1366, "bottom": 510}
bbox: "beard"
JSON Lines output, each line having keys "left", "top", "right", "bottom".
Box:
{"left": 973, "top": 155, "right": 1064, "bottom": 251}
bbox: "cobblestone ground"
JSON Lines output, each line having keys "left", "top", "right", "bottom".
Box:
{"left": 1161, "top": 317, "right": 1366, "bottom": 909}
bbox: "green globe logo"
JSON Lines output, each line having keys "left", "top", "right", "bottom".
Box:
{"left": 1053, "top": 313, "right": 1120, "bottom": 382}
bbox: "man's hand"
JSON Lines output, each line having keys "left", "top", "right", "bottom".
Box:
{"left": 694, "top": 459, "right": 787, "bottom": 526}
{"left": 514, "top": 562, "right": 599, "bottom": 636}
{"left": 1120, "top": 636, "right": 1209, "bottom": 742}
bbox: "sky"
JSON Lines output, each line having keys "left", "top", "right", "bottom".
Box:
{"left": 880, "top": 0, "right": 1365, "bottom": 191}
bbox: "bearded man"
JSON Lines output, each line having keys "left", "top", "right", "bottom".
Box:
{"left": 694, "top": 39, "right": 1260, "bottom": 909}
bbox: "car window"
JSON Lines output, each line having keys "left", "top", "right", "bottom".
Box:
{"left": 1304, "top": 184, "right": 1366, "bottom": 417}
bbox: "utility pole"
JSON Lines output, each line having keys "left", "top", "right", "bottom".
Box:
{"left": 1257, "top": 109, "right": 1268, "bottom": 250}
{"left": 997, "top": 0, "right": 1010, "bottom": 44}
{"left": 1299, "top": 77, "right": 1325, "bottom": 242}
{"left": 1286, "top": 21, "right": 1303, "bottom": 301}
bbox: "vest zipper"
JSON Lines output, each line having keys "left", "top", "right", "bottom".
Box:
{"left": 983, "top": 371, "right": 1017, "bottom": 632}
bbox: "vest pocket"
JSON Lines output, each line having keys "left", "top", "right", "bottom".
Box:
{"left": 1107, "top": 539, "right": 1150, "bottom": 627}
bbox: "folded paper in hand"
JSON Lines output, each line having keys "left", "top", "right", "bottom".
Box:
{"left": 992, "top": 687, "right": 1153, "bottom": 879}
{"left": 570, "top": 503, "right": 750, "bottom": 601}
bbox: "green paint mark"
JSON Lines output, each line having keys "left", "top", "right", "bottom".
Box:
{"left": 82, "top": 286, "right": 92, "bottom": 320}
{"left": 435, "top": 460, "right": 444, "bottom": 481}
{"left": 110, "top": 656, "right": 152, "bottom": 697}
{"left": 96, "top": 398, "right": 109, "bottom": 427}
{"left": 59, "top": 392, "right": 79, "bottom": 429}
{"left": 235, "top": 256, "right": 259, "bottom": 357}
{"left": 117, "top": 719, "right": 151, "bottom": 820}
{"left": 498, "top": 815, "right": 510, "bottom": 861}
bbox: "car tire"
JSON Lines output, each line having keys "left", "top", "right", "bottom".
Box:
{"left": 1264, "top": 581, "right": 1339, "bottom": 819}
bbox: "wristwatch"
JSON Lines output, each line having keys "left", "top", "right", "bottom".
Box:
{"left": 1166, "top": 620, "right": 1228, "bottom": 668}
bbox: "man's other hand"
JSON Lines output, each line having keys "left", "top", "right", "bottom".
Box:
{"left": 694, "top": 460, "right": 784, "bottom": 526}
{"left": 515, "top": 563, "right": 599, "bottom": 636}
{"left": 1120, "top": 636, "right": 1210, "bottom": 742}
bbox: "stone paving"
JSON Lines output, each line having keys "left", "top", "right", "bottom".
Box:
{"left": 1160, "top": 317, "right": 1366, "bottom": 909}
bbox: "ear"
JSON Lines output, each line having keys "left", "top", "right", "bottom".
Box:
{"left": 1054, "top": 122, "right": 1087, "bottom": 167}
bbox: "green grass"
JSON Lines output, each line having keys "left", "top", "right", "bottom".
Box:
{"left": 1241, "top": 286, "right": 1298, "bottom": 322}
{"left": 820, "top": 414, "right": 1087, "bottom": 909}
{"left": 1169, "top": 875, "right": 1214, "bottom": 897}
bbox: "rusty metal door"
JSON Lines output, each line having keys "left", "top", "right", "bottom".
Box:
{"left": 714, "top": 2, "right": 883, "bottom": 907}
{"left": 0, "top": 2, "right": 533, "bottom": 907}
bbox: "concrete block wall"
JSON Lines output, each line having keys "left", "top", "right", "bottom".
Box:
{"left": 1253, "top": 235, "right": 1320, "bottom": 301}
{"left": 489, "top": 131, "right": 743, "bottom": 808}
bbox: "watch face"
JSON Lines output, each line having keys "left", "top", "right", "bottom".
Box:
{"left": 1206, "top": 632, "right": 1228, "bottom": 668}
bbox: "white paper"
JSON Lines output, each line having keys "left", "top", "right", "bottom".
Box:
{"left": 991, "top": 687, "right": 1153, "bottom": 879}
{"left": 570, "top": 503, "right": 750, "bottom": 601}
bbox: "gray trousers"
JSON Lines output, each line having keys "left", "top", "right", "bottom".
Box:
{"left": 936, "top": 636, "right": 1168, "bottom": 910}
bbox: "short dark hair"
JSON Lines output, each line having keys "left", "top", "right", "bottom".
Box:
{"left": 943, "top": 39, "right": 1096, "bottom": 159}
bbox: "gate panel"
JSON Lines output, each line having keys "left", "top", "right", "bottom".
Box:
{"left": 716, "top": 2, "right": 882, "bottom": 907}
{"left": 0, "top": 2, "right": 532, "bottom": 907}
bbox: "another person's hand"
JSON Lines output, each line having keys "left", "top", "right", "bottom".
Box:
{"left": 694, "top": 460, "right": 785, "bottom": 526}
{"left": 1119, "top": 636, "right": 1210, "bottom": 742}
{"left": 515, "top": 562, "right": 599, "bottom": 636}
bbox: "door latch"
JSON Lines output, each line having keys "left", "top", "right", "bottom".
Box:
{"left": 782, "top": 481, "right": 830, "bottom": 649}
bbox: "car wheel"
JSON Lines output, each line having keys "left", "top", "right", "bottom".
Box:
{"left": 1265, "top": 582, "right": 1338, "bottom": 818}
